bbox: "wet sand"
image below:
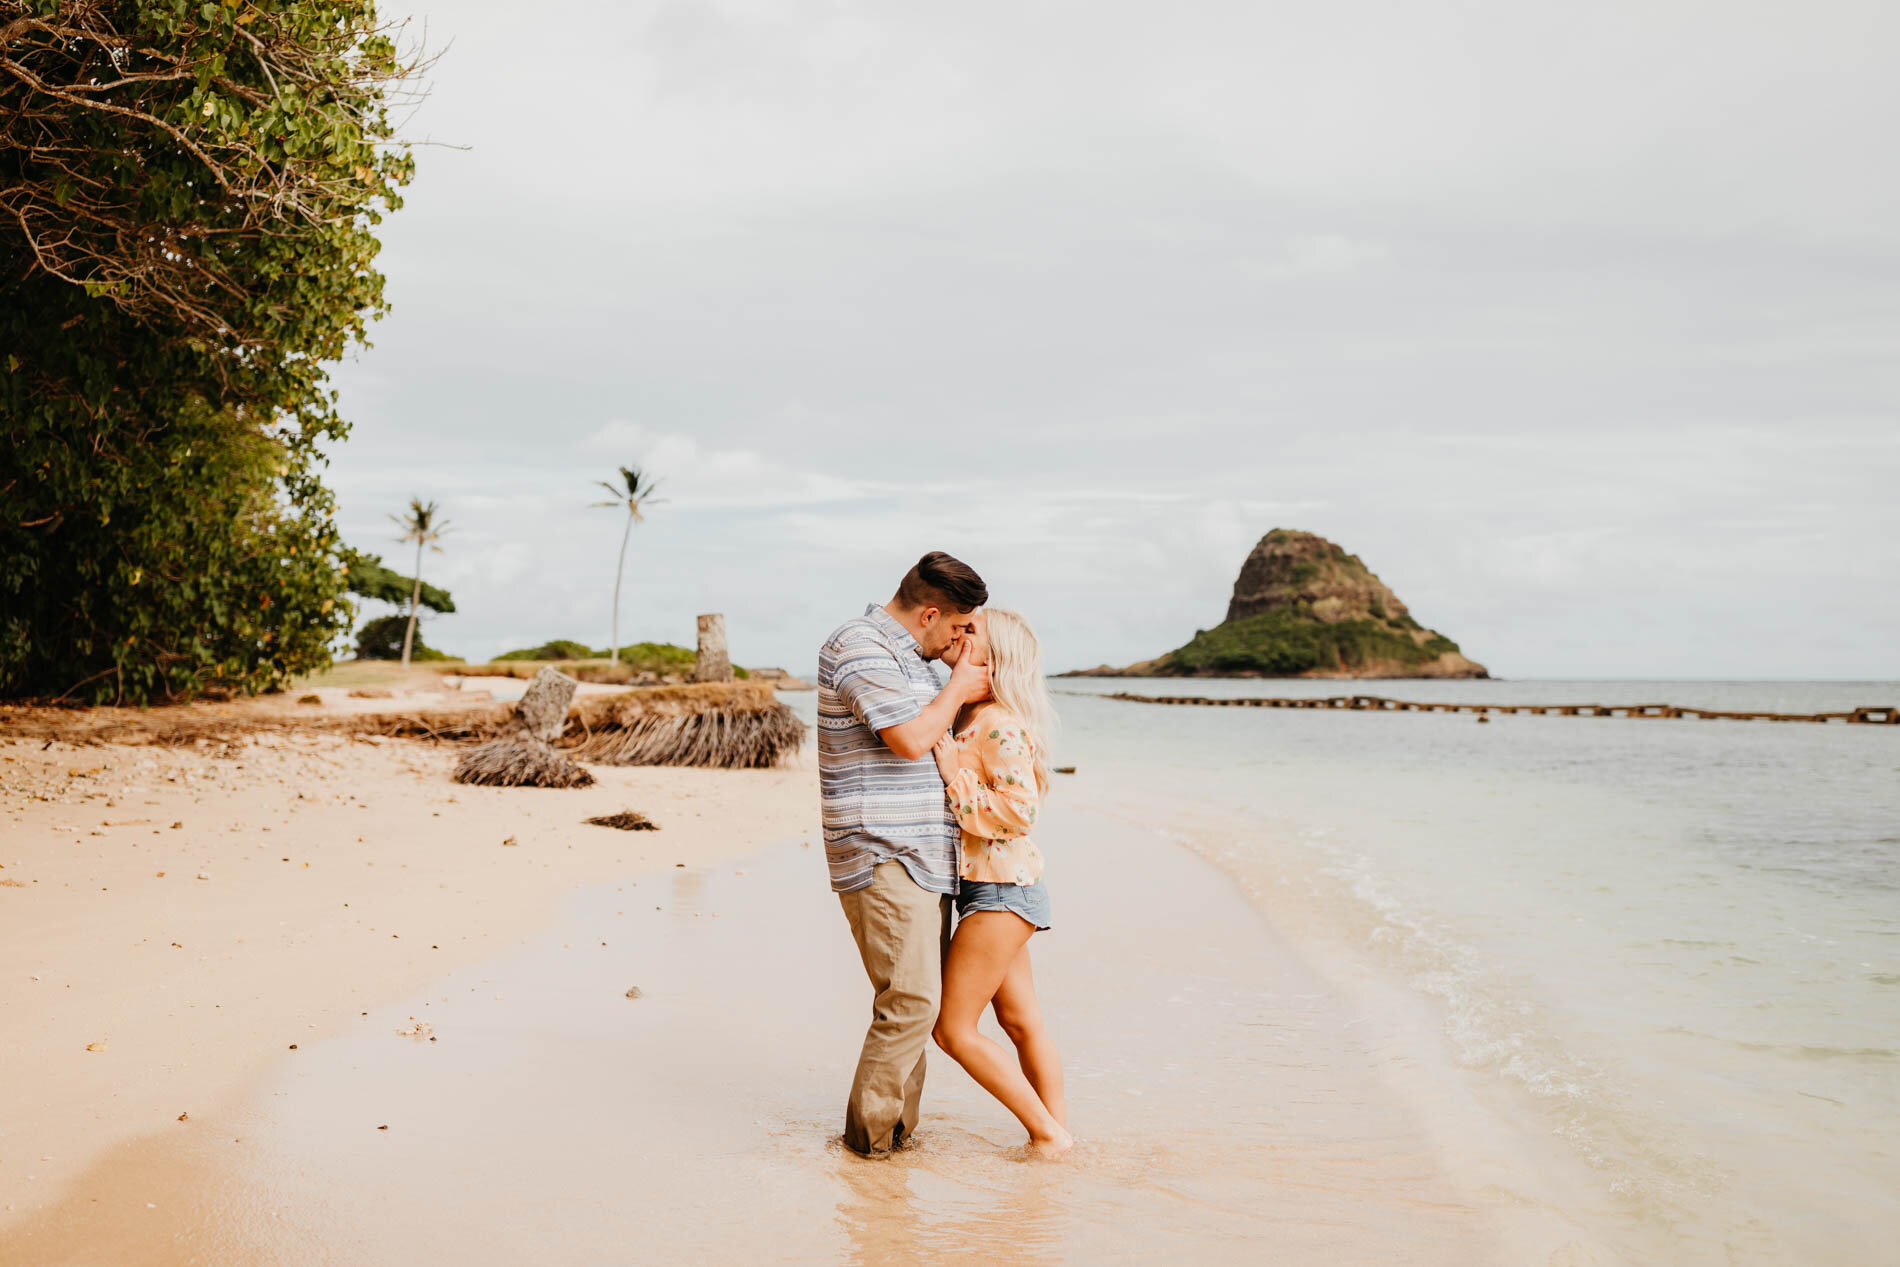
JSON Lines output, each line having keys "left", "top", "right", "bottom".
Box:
{"left": 3, "top": 733, "right": 1609, "bottom": 1264}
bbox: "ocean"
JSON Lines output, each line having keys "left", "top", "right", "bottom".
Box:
{"left": 1036, "top": 677, "right": 1900, "bottom": 1263}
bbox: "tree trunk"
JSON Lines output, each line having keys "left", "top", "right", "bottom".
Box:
{"left": 611, "top": 511, "right": 631, "bottom": 663}
{"left": 694, "top": 613, "right": 732, "bottom": 682}
{"left": 400, "top": 538, "right": 422, "bottom": 669}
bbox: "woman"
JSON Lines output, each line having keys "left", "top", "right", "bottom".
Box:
{"left": 929, "top": 608, "right": 1073, "bottom": 1157}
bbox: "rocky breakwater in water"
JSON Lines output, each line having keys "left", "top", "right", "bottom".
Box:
{"left": 1068, "top": 529, "right": 1488, "bottom": 679}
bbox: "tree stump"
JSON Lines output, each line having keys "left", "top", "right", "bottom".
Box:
{"left": 694, "top": 614, "right": 733, "bottom": 683}
{"left": 511, "top": 666, "right": 578, "bottom": 741}
{"left": 454, "top": 667, "right": 593, "bottom": 788}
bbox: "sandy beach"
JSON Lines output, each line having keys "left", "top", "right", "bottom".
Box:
{"left": 0, "top": 728, "right": 812, "bottom": 1255}
{"left": 0, "top": 717, "right": 1632, "bottom": 1266}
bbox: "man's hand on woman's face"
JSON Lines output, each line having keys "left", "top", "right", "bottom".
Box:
{"left": 948, "top": 638, "right": 991, "bottom": 703}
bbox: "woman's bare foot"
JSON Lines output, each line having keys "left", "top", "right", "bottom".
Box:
{"left": 1027, "top": 1126, "right": 1074, "bottom": 1159}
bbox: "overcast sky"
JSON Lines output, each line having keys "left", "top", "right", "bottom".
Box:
{"left": 324, "top": 0, "right": 1899, "bottom": 678}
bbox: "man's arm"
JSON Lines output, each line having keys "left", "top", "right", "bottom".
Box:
{"left": 877, "top": 651, "right": 988, "bottom": 761}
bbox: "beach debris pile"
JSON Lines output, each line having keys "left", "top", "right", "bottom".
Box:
{"left": 564, "top": 681, "right": 806, "bottom": 770}
{"left": 584, "top": 810, "right": 659, "bottom": 831}
{"left": 1, "top": 669, "right": 809, "bottom": 771}
{"left": 453, "top": 668, "right": 596, "bottom": 789}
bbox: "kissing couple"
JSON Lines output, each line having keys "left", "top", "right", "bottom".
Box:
{"left": 817, "top": 551, "right": 1072, "bottom": 1158}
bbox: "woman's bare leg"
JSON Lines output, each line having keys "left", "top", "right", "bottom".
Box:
{"left": 933, "top": 912, "right": 1073, "bottom": 1155}
{"left": 991, "top": 945, "right": 1065, "bottom": 1128}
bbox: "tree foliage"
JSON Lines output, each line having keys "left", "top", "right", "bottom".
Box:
{"left": 591, "top": 464, "right": 664, "bottom": 663}
{"left": 494, "top": 639, "right": 603, "bottom": 662}
{"left": 0, "top": 0, "right": 420, "bottom": 702}
{"left": 344, "top": 551, "right": 453, "bottom": 613}
{"left": 354, "top": 612, "right": 451, "bottom": 661}
{"left": 386, "top": 495, "right": 446, "bottom": 668}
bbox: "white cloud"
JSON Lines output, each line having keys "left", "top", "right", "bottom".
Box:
{"left": 316, "top": 0, "right": 1900, "bottom": 678}
{"left": 582, "top": 419, "right": 873, "bottom": 508}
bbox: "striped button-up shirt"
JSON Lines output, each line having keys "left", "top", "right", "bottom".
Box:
{"left": 817, "top": 604, "right": 959, "bottom": 895}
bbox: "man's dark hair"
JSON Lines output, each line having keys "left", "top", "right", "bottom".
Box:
{"left": 895, "top": 551, "right": 988, "bottom": 613}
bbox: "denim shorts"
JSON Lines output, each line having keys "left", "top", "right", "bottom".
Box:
{"left": 955, "top": 878, "right": 1052, "bottom": 931}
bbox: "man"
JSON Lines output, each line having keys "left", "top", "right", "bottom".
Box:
{"left": 818, "top": 550, "right": 991, "bottom": 1156}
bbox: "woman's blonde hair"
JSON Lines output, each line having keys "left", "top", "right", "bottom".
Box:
{"left": 981, "top": 607, "right": 1057, "bottom": 795}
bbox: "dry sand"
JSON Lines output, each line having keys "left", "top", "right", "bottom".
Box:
{"left": 1, "top": 726, "right": 1605, "bottom": 1265}
{"left": 0, "top": 730, "right": 812, "bottom": 1232}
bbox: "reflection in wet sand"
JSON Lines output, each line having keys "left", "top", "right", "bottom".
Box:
{"left": 4, "top": 813, "right": 1567, "bottom": 1265}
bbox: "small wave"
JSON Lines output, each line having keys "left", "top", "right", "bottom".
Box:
{"left": 1791, "top": 1044, "right": 1896, "bottom": 1062}
{"left": 1697, "top": 1038, "right": 1898, "bottom": 1063}
{"left": 1176, "top": 825, "right": 1735, "bottom": 1224}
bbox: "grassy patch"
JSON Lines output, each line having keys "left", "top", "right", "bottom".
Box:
{"left": 493, "top": 640, "right": 697, "bottom": 674}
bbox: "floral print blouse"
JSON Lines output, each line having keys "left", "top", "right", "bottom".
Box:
{"left": 947, "top": 704, "right": 1045, "bottom": 887}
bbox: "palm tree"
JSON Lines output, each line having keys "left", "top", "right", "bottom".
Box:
{"left": 389, "top": 497, "right": 451, "bottom": 669}
{"left": 591, "top": 465, "right": 664, "bottom": 663}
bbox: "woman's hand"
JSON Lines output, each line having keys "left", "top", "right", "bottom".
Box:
{"left": 932, "top": 732, "right": 960, "bottom": 784}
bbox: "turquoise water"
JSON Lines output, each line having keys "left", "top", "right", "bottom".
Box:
{"left": 1040, "top": 678, "right": 1900, "bottom": 1263}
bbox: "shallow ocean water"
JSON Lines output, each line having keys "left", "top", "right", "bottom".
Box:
{"left": 1046, "top": 678, "right": 1900, "bottom": 1263}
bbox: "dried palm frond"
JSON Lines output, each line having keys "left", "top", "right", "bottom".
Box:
{"left": 453, "top": 738, "right": 596, "bottom": 788}
{"left": 562, "top": 681, "right": 807, "bottom": 769}
{"left": 583, "top": 810, "right": 659, "bottom": 831}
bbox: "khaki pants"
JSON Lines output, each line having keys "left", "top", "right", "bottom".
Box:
{"left": 838, "top": 861, "right": 954, "bottom": 1155}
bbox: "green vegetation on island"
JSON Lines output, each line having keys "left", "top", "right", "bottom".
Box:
{"left": 1159, "top": 610, "right": 1462, "bottom": 676}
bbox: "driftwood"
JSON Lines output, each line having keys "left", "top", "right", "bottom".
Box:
{"left": 454, "top": 669, "right": 595, "bottom": 788}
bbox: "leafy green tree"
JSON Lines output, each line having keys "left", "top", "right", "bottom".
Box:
{"left": 590, "top": 466, "right": 664, "bottom": 663}
{"left": 1, "top": 0, "right": 420, "bottom": 702}
{"left": 345, "top": 552, "right": 455, "bottom": 614}
{"left": 387, "top": 498, "right": 448, "bottom": 669}
{"left": 354, "top": 613, "right": 451, "bottom": 662}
